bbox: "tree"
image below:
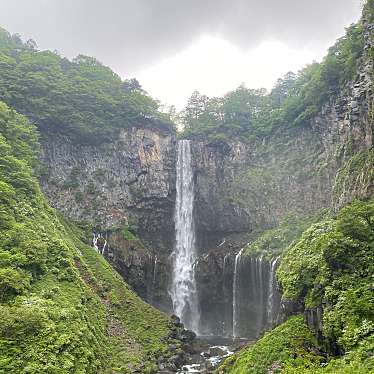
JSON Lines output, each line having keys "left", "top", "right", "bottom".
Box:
{"left": 123, "top": 78, "right": 144, "bottom": 93}
{"left": 0, "top": 268, "right": 29, "bottom": 302}
{"left": 270, "top": 72, "right": 297, "bottom": 106}
{"left": 181, "top": 91, "right": 209, "bottom": 131}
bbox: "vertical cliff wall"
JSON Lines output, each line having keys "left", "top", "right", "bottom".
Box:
{"left": 40, "top": 120, "right": 177, "bottom": 253}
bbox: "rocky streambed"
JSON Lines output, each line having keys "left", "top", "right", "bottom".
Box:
{"left": 175, "top": 336, "right": 248, "bottom": 374}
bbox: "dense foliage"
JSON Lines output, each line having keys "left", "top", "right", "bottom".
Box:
{"left": 0, "top": 28, "right": 174, "bottom": 143}
{"left": 220, "top": 200, "right": 374, "bottom": 374}
{"left": 278, "top": 200, "right": 374, "bottom": 351}
{"left": 181, "top": 22, "right": 364, "bottom": 141}
{"left": 0, "top": 101, "right": 173, "bottom": 373}
{"left": 218, "top": 316, "right": 374, "bottom": 374}
{"left": 217, "top": 316, "right": 322, "bottom": 374}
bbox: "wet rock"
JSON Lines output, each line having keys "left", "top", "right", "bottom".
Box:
{"left": 170, "top": 315, "right": 183, "bottom": 327}
{"left": 181, "top": 343, "right": 196, "bottom": 355}
{"left": 180, "top": 329, "right": 196, "bottom": 342}
{"left": 280, "top": 298, "right": 304, "bottom": 319}
{"left": 208, "top": 346, "right": 226, "bottom": 357}
{"left": 169, "top": 353, "right": 185, "bottom": 367}
{"left": 158, "top": 363, "right": 165, "bottom": 371}
{"left": 168, "top": 344, "right": 177, "bottom": 352}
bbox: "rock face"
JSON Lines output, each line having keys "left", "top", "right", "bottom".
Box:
{"left": 40, "top": 119, "right": 177, "bottom": 252}
{"left": 102, "top": 232, "right": 172, "bottom": 313}
{"left": 191, "top": 128, "right": 331, "bottom": 252}
{"left": 190, "top": 13, "right": 373, "bottom": 252}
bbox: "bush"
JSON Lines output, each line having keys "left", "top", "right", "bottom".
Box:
{"left": 0, "top": 267, "right": 30, "bottom": 302}
{"left": 278, "top": 200, "right": 374, "bottom": 351}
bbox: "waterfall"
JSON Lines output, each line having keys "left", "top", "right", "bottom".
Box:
{"left": 258, "top": 256, "right": 264, "bottom": 326}
{"left": 170, "top": 140, "right": 200, "bottom": 333}
{"left": 267, "top": 257, "right": 280, "bottom": 327}
{"left": 92, "top": 233, "right": 107, "bottom": 255}
{"left": 153, "top": 256, "right": 158, "bottom": 286}
{"left": 92, "top": 233, "right": 100, "bottom": 252}
{"left": 232, "top": 248, "right": 244, "bottom": 338}
{"left": 222, "top": 253, "right": 231, "bottom": 337}
{"left": 101, "top": 234, "right": 107, "bottom": 256}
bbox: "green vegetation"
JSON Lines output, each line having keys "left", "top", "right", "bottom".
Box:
{"left": 0, "top": 28, "right": 174, "bottom": 144}
{"left": 217, "top": 316, "right": 322, "bottom": 374}
{"left": 0, "top": 101, "right": 173, "bottom": 373}
{"left": 219, "top": 316, "right": 374, "bottom": 374}
{"left": 181, "top": 22, "right": 364, "bottom": 141}
{"left": 278, "top": 200, "right": 374, "bottom": 347}
{"left": 122, "top": 226, "right": 138, "bottom": 241}
{"left": 220, "top": 200, "right": 374, "bottom": 374}
{"left": 243, "top": 213, "right": 326, "bottom": 259}
{"left": 282, "top": 335, "right": 374, "bottom": 373}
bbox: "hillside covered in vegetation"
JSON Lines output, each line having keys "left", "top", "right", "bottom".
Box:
{"left": 0, "top": 101, "right": 184, "bottom": 373}
{"left": 180, "top": 22, "right": 364, "bottom": 141}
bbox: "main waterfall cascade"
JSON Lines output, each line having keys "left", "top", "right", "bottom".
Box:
{"left": 170, "top": 140, "right": 200, "bottom": 333}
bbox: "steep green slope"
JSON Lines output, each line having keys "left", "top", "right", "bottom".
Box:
{"left": 0, "top": 101, "right": 175, "bottom": 373}
{"left": 278, "top": 200, "right": 374, "bottom": 354}
{"left": 217, "top": 316, "right": 322, "bottom": 374}
{"left": 218, "top": 316, "right": 374, "bottom": 374}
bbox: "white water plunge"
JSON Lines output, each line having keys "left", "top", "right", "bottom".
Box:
{"left": 170, "top": 140, "right": 200, "bottom": 333}
{"left": 267, "top": 257, "right": 280, "bottom": 327}
{"left": 232, "top": 248, "right": 244, "bottom": 338}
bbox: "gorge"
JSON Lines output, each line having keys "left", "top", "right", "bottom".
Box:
{"left": 0, "top": 1, "right": 373, "bottom": 373}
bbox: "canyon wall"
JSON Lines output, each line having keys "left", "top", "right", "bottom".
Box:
{"left": 38, "top": 13, "right": 373, "bottom": 340}
{"left": 40, "top": 119, "right": 177, "bottom": 253}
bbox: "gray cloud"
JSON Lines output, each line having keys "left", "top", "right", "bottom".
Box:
{"left": 0, "top": 0, "right": 362, "bottom": 76}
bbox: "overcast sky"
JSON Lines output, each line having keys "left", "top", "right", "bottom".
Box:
{"left": 0, "top": 0, "right": 363, "bottom": 109}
